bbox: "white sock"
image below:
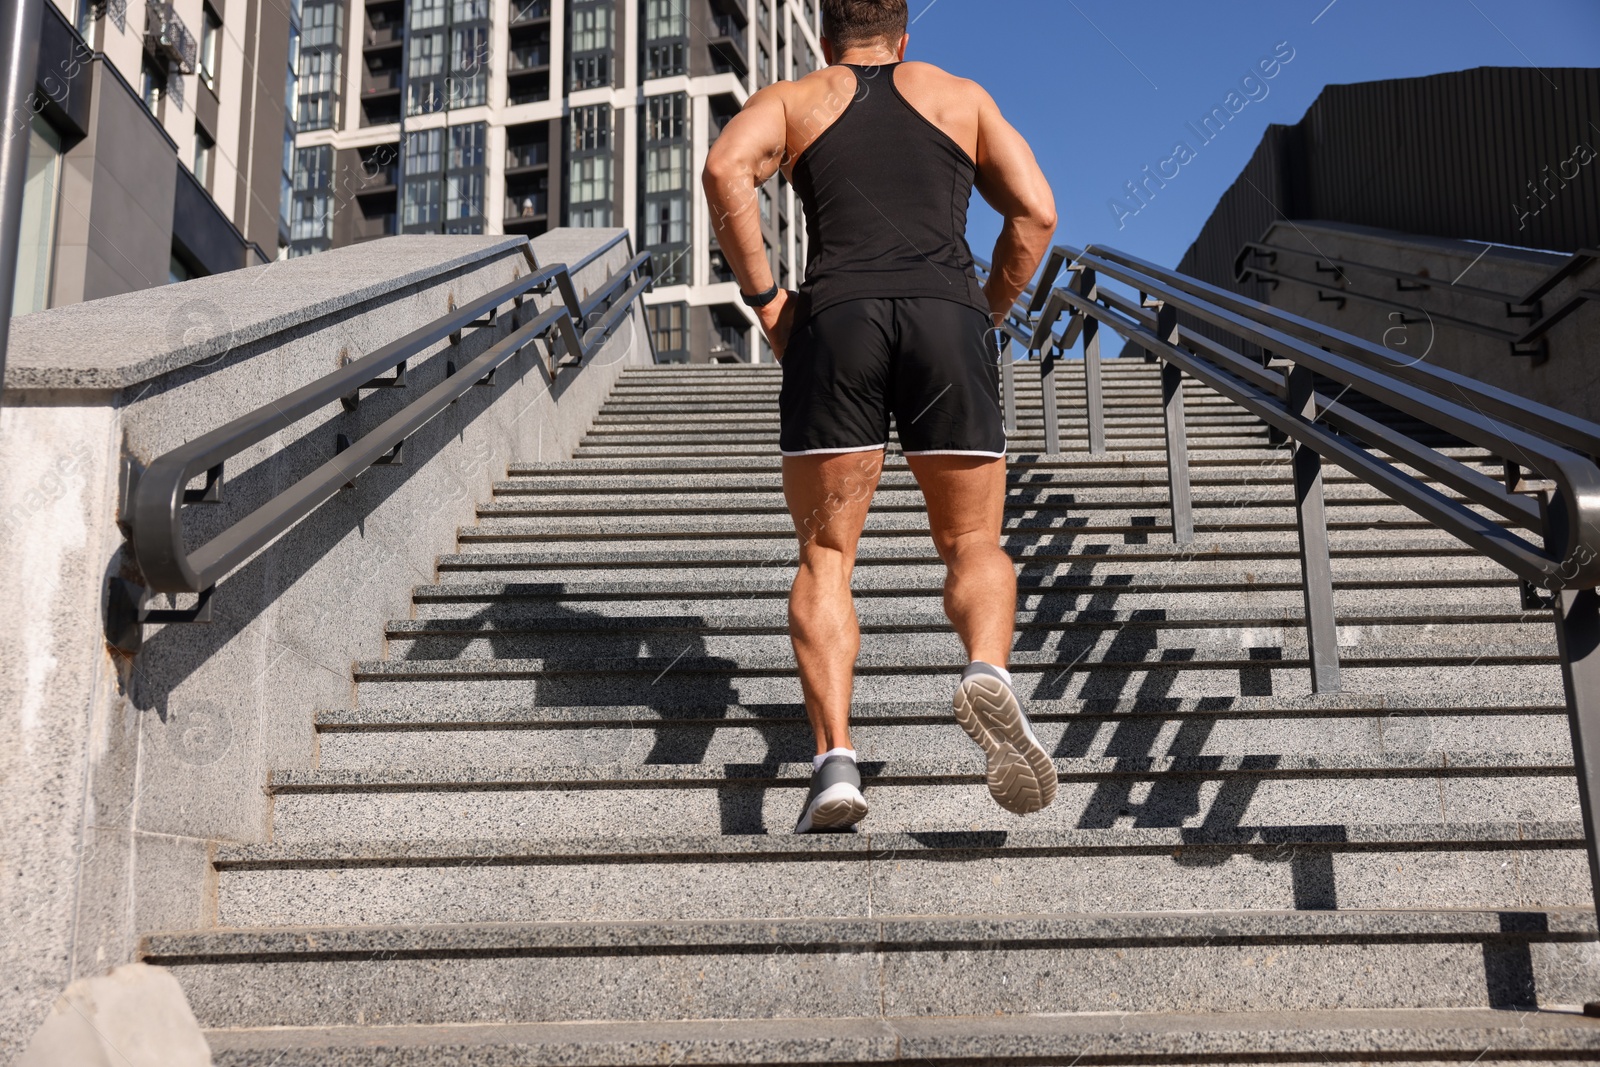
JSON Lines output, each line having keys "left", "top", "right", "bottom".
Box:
{"left": 974, "top": 661, "right": 1013, "bottom": 686}
{"left": 813, "top": 747, "right": 856, "bottom": 770}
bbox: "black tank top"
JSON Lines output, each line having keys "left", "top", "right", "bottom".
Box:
{"left": 790, "top": 63, "right": 990, "bottom": 319}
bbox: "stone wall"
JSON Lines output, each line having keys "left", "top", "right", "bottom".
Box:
{"left": 1252, "top": 220, "right": 1600, "bottom": 420}
{"left": 0, "top": 228, "right": 650, "bottom": 1058}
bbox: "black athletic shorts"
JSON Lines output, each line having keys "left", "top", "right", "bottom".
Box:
{"left": 778, "top": 296, "right": 1006, "bottom": 458}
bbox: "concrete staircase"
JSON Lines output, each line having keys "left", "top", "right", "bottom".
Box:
{"left": 157, "top": 361, "right": 1600, "bottom": 1063}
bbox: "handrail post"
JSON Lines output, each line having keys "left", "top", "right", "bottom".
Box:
{"left": 1001, "top": 346, "right": 1017, "bottom": 436}
{"left": 1077, "top": 268, "right": 1106, "bottom": 454}
{"left": 1285, "top": 363, "right": 1342, "bottom": 693}
{"left": 1553, "top": 587, "right": 1600, "bottom": 974}
{"left": 1041, "top": 346, "right": 1061, "bottom": 454}
{"left": 0, "top": 0, "right": 45, "bottom": 389}
{"left": 1155, "top": 303, "right": 1193, "bottom": 544}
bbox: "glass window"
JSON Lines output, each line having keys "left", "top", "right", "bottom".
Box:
{"left": 643, "top": 0, "right": 686, "bottom": 79}
{"left": 570, "top": 154, "right": 611, "bottom": 204}
{"left": 200, "top": 5, "right": 221, "bottom": 88}
{"left": 12, "top": 114, "right": 63, "bottom": 315}
{"left": 140, "top": 53, "right": 165, "bottom": 112}
{"left": 570, "top": 2, "right": 611, "bottom": 51}
{"left": 570, "top": 103, "right": 610, "bottom": 151}
{"left": 193, "top": 124, "right": 215, "bottom": 188}
{"left": 648, "top": 302, "right": 687, "bottom": 360}
{"left": 569, "top": 0, "right": 613, "bottom": 89}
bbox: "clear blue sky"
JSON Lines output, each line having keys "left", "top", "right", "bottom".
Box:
{"left": 902, "top": 0, "right": 1600, "bottom": 272}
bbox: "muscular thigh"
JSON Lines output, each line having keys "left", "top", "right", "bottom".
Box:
{"left": 782, "top": 450, "right": 885, "bottom": 557}
{"left": 905, "top": 454, "right": 1007, "bottom": 557}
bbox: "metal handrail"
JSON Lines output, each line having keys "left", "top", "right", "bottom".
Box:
{"left": 122, "top": 237, "right": 652, "bottom": 613}
{"left": 1013, "top": 240, "right": 1600, "bottom": 943}
{"left": 1234, "top": 240, "right": 1600, "bottom": 358}
{"left": 1028, "top": 243, "right": 1600, "bottom": 589}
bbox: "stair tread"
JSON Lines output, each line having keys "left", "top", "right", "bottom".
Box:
{"left": 142, "top": 907, "right": 1600, "bottom": 959}
{"left": 316, "top": 694, "right": 1569, "bottom": 727}
{"left": 267, "top": 751, "right": 1579, "bottom": 792}
{"left": 215, "top": 821, "right": 1588, "bottom": 865}
{"left": 200, "top": 1008, "right": 1600, "bottom": 1063}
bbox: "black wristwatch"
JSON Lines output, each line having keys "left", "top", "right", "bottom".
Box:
{"left": 740, "top": 284, "right": 780, "bottom": 309}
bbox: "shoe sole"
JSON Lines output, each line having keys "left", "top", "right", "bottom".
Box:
{"left": 796, "top": 782, "right": 869, "bottom": 833}
{"left": 953, "top": 674, "right": 1058, "bottom": 814}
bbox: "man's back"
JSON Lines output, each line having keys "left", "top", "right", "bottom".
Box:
{"left": 778, "top": 61, "right": 992, "bottom": 320}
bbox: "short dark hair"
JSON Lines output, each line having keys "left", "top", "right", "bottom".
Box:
{"left": 821, "top": 0, "right": 908, "bottom": 47}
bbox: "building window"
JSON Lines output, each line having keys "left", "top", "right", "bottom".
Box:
{"left": 568, "top": 102, "right": 613, "bottom": 223}
{"left": 199, "top": 4, "right": 221, "bottom": 88}
{"left": 570, "top": 155, "right": 611, "bottom": 207}
{"left": 640, "top": 92, "right": 689, "bottom": 285}
{"left": 568, "top": 0, "right": 612, "bottom": 89}
{"left": 643, "top": 0, "right": 685, "bottom": 79}
{"left": 758, "top": 43, "right": 769, "bottom": 84}
{"left": 407, "top": 0, "right": 492, "bottom": 115}
{"left": 451, "top": 24, "right": 490, "bottom": 106}
{"left": 445, "top": 122, "right": 486, "bottom": 232}
{"left": 648, "top": 302, "right": 688, "bottom": 362}
{"left": 402, "top": 126, "right": 443, "bottom": 228}
{"left": 193, "top": 124, "right": 215, "bottom": 189}
{"left": 12, "top": 114, "right": 63, "bottom": 315}
{"left": 289, "top": 144, "right": 334, "bottom": 255}
{"left": 140, "top": 52, "right": 166, "bottom": 113}
{"left": 296, "top": 2, "right": 342, "bottom": 133}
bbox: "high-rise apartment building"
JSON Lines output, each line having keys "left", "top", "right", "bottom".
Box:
{"left": 289, "top": 0, "right": 824, "bottom": 362}
{"left": 16, "top": 0, "right": 292, "bottom": 311}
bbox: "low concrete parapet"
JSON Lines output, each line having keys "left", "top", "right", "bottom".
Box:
{"left": 0, "top": 228, "right": 650, "bottom": 1059}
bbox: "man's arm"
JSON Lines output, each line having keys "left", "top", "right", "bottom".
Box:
{"left": 972, "top": 86, "right": 1057, "bottom": 325}
{"left": 702, "top": 87, "right": 796, "bottom": 358}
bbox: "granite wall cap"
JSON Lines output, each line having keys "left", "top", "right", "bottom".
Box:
{"left": 16, "top": 963, "right": 213, "bottom": 1067}
{"left": 4, "top": 235, "right": 529, "bottom": 391}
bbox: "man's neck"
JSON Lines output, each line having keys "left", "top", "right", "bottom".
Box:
{"left": 836, "top": 46, "right": 900, "bottom": 66}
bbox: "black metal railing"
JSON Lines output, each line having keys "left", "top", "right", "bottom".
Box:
{"left": 110, "top": 234, "right": 651, "bottom": 648}
{"left": 1235, "top": 240, "right": 1600, "bottom": 361}
{"left": 984, "top": 243, "right": 1600, "bottom": 921}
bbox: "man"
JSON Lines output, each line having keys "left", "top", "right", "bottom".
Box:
{"left": 702, "top": 0, "right": 1058, "bottom": 833}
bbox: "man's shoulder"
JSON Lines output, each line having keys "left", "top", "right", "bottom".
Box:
{"left": 896, "top": 61, "right": 986, "bottom": 97}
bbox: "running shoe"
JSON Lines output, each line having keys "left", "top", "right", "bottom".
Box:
{"left": 793, "top": 754, "right": 868, "bottom": 833}
{"left": 952, "top": 662, "right": 1058, "bottom": 814}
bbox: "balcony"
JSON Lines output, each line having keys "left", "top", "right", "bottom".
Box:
{"left": 510, "top": 0, "right": 550, "bottom": 24}
{"left": 357, "top": 160, "right": 398, "bottom": 192}
{"left": 507, "top": 45, "right": 549, "bottom": 72}
{"left": 709, "top": 15, "right": 747, "bottom": 78}
{"left": 504, "top": 192, "right": 548, "bottom": 221}
{"left": 362, "top": 69, "right": 400, "bottom": 96}
{"left": 144, "top": 0, "right": 196, "bottom": 73}
{"left": 505, "top": 142, "right": 548, "bottom": 171}
{"left": 364, "top": 22, "right": 401, "bottom": 49}
{"left": 507, "top": 79, "right": 549, "bottom": 106}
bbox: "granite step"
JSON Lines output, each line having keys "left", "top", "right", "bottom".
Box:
{"left": 260, "top": 752, "right": 1580, "bottom": 844}
{"left": 388, "top": 600, "right": 1540, "bottom": 631}
{"left": 380, "top": 620, "right": 1554, "bottom": 666}
{"left": 144, "top": 910, "right": 1600, "bottom": 1027}
{"left": 197, "top": 1008, "right": 1600, "bottom": 1067}
{"left": 208, "top": 824, "right": 1591, "bottom": 928}
{"left": 475, "top": 482, "right": 1461, "bottom": 513}
{"left": 489, "top": 466, "right": 1498, "bottom": 494}
{"left": 347, "top": 659, "right": 1566, "bottom": 709}
{"left": 427, "top": 531, "right": 1496, "bottom": 565}
{"left": 450, "top": 508, "right": 1464, "bottom": 541}
{"left": 505, "top": 444, "right": 1504, "bottom": 473}
{"left": 313, "top": 703, "right": 1572, "bottom": 771}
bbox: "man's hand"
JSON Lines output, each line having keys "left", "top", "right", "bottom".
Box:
{"left": 757, "top": 289, "right": 798, "bottom": 363}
